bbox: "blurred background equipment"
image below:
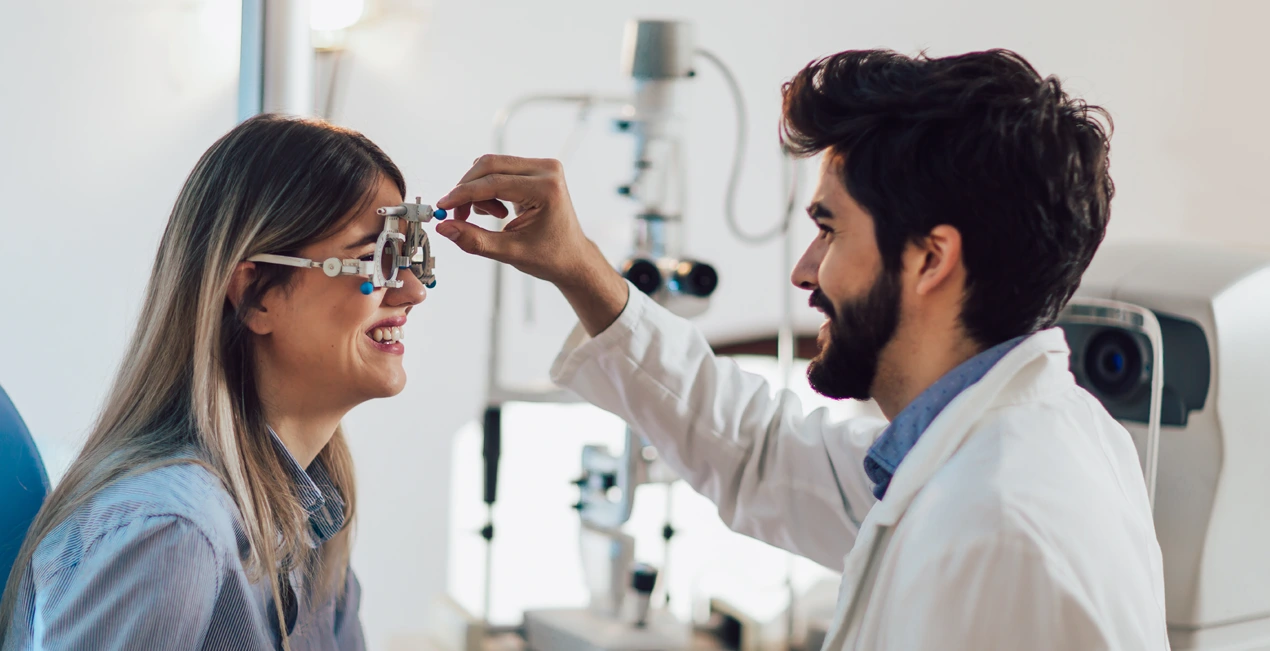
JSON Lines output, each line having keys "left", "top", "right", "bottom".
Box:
{"left": 440, "top": 16, "right": 817, "bottom": 651}
{"left": 1057, "top": 243, "right": 1270, "bottom": 650}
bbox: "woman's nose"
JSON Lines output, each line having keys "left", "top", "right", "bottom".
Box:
{"left": 386, "top": 271, "right": 428, "bottom": 308}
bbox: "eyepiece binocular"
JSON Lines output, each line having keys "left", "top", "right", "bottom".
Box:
{"left": 620, "top": 257, "right": 718, "bottom": 299}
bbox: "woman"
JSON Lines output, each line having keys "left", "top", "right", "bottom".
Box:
{"left": 0, "top": 114, "right": 427, "bottom": 650}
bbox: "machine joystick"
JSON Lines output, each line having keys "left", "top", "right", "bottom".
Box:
{"left": 630, "top": 563, "right": 659, "bottom": 628}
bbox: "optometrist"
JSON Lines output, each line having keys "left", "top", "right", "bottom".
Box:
{"left": 434, "top": 49, "right": 1169, "bottom": 650}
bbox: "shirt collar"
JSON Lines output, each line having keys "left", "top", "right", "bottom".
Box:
{"left": 863, "top": 335, "right": 1027, "bottom": 499}
{"left": 267, "top": 428, "right": 347, "bottom": 547}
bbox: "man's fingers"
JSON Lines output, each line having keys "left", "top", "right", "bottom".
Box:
{"left": 438, "top": 174, "right": 546, "bottom": 211}
{"left": 435, "top": 219, "right": 511, "bottom": 262}
{"left": 450, "top": 200, "right": 506, "bottom": 222}
{"left": 455, "top": 154, "right": 562, "bottom": 186}
{"left": 473, "top": 199, "right": 509, "bottom": 218}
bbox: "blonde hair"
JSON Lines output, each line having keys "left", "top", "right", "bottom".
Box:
{"left": 0, "top": 115, "right": 406, "bottom": 648}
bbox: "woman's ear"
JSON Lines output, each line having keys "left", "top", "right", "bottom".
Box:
{"left": 911, "top": 224, "right": 964, "bottom": 297}
{"left": 227, "top": 261, "right": 273, "bottom": 335}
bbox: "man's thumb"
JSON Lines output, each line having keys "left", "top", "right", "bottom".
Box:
{"left": 436, "top": 220, "right": 501, "bottom": 259}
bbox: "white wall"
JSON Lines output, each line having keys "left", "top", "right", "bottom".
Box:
{"left": 0, "top": 1, "right": 242, "bottom": 471}
{"left": 2, "top": 0, "right": 1268, "bottom": 649}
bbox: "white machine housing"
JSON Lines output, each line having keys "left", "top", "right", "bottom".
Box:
{"left": 1073, "top": 242, "right": 1270, "bottom": 649}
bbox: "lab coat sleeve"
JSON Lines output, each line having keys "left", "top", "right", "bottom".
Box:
{"left": 550, "top": 282, "right": 884, "bottom": 571}
{"left": 878, "top": 532, "right": 1110, "bottom": 651}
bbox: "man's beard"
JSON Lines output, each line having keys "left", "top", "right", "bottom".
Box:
{"left": 806, "top": 268, "right": 902, "bottom": 400}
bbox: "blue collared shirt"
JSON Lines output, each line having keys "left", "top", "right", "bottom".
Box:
{"left": 863, "top": 336, "right": 1027, "bottom": 500}
{"left": 4, "top": 431, "right": 362, "bottom": 651}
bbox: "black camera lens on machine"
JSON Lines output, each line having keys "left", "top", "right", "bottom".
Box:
{"left": 1085, "top": 329, "right": 1145, "bottom": 399}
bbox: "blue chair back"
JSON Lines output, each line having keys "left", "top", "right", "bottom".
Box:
{"left": 0, "top": 385, "right": 49, "bottom": 588}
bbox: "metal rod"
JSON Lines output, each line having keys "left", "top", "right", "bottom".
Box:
{"left": 661, "top": 485, "right": 674, "bottom": 606}
{"left": 320, "top": 48, "right": 346, "bottom": 122}
{"left": 492, "top": 94, "right": 629, "bottom": 157}
{"left": 486, "top": 94, "right": 627, "bottom": 403}
{"left": 779, "top": 154, "right": 801, "bottom": 650}
{"left": 482, "top": 92, "right": 628, "bottom": 413}
{"left": 237, "top": 0, "right": 265, "bottom": 121}
{"left": 483, "top": 503, "right": 494, "bottom": 622}
{"left": 261, "top": 0, "right": 314, "bottom": 116}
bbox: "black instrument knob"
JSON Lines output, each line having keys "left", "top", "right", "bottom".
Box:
{"left": 671, "top": 260, "right": 718, "bottom": 297}
{"left": 631, "top": 563, "right": 658, "bottom": 594}
{"left": 622, "top": 258, "right": 662, "bottom": 296}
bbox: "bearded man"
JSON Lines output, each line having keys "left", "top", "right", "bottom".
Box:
{"left": 435, "top": 48, "right": 1168, "bottom": 650}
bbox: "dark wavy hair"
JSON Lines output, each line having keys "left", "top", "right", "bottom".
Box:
{"left": 781, "top": 49, "right": 1113, "bottom": 346}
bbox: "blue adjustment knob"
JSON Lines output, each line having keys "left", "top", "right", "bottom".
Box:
{"left": 433, "top": 209, "right": 448, "bottom": 220}
{"left": 360, "top": 281, "right": 373, "bottom": 295}
{"left": 426, "top": 280, "right": 437, "bottom": 289}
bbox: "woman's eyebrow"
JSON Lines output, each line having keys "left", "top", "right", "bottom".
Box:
{"left": 343, "top": 230, "right": 380, "bottom": 252}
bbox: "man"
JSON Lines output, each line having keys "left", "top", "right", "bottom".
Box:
{"left": 435, "top": 49, "right": 1168, "bottom": 649}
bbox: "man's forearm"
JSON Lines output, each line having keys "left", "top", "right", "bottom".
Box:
{"left": 556, "top": 240, "right": 630, "bottom": 337}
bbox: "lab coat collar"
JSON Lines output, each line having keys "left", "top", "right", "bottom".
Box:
{"left": 863, "top": 326, "right": 1071, "bottom": 528}
{"left": 825, "top": 328, "right": 1073, "bottom": 648}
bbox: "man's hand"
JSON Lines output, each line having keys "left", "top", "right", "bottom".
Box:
{"left": 435, "top": 155, "right": 629, "bottom": 337}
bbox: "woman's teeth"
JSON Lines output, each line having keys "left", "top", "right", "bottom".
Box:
{"left": 371, "top": 326, "right": 404, "bottom": 344}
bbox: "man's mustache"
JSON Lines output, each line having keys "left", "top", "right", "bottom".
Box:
{"left": 809, "top": 289, "right": 837, "bottom": 321}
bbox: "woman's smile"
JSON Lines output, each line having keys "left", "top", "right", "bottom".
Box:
{"left": 365, "top": 315, "right": 409, "bottom": 355}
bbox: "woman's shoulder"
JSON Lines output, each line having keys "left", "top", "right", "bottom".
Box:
{"left": 35, "top": 461, "right": 246, "bottom": 576}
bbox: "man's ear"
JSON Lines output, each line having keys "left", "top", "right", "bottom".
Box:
{"left": 908, "top": 224, "right": 964, "bottom": 297}
{"left": 226, "top": 261, "right": 273, "bottom": 335}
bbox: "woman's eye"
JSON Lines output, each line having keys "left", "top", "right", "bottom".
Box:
{"left": 818, "top": 225, "right": 834, "bottom": 239}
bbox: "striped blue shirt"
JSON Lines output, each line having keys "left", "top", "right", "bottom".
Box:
{"left": 863, "top": 336, "right": 1026, "bottom": 499}
{"left": 2, "top": 432, "right": 363, "bottom": 650}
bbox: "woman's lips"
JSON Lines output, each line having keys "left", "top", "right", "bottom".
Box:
{"left": 368, "top": 337, "right": 404, "bottom": 355}
{"left": 365, "top": 316, "right": 407, "bottom": 355}
{"left": 366, "top": 315, "right": 407, "bottom": 334}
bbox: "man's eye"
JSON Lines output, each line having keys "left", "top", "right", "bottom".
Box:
{"left": 818, "top": 225, "right": 834, "bottom": 238}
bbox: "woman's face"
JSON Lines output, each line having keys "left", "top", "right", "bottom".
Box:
{"left": 252, "top": 177, "right": 427, "bottom": 407}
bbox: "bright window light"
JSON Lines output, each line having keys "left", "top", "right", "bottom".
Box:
{"left": 311, "top": 0, "right": 366, "bottom": 32}
{"left": 446, "top": 356, "right": 872, "bottom": 627}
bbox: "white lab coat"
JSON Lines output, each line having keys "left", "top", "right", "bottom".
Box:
{"left": 550, "top": 285, "right": 1170, "bottom": 650}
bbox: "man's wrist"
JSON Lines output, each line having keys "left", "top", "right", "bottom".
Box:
{"left": 556, "top": 240, "right": 629, "bottom": 337}
{"left": 554, "top": 240, "right": 605, "bottom": 289}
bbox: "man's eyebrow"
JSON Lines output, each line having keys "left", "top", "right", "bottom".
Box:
{"left": 806, "top": 202, "right": 834, "bottom": 221}
{"left": 343, "top": 230, "right": 380, "bottom": 252}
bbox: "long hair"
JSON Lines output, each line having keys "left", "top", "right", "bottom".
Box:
{"left": 0, "top": 114, "right": 405, "bottom": 647}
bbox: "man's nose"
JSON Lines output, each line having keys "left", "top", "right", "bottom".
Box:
{"left": 385, "top": 271, "right": 428, "bottom": 308}
{"left": 791, "top": 242, "right": 821, "bottom": 291}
